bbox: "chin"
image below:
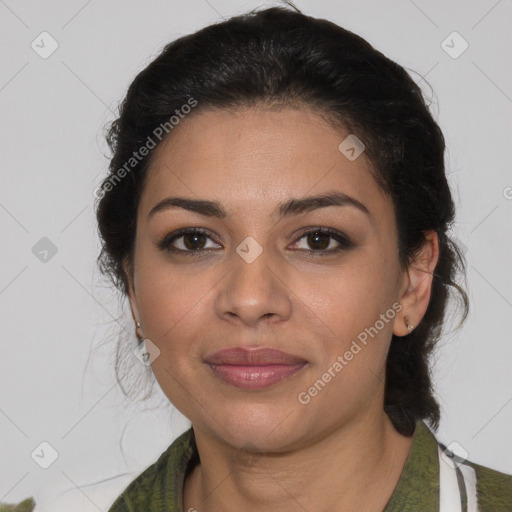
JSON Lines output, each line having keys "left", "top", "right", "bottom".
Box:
{"left": 201, "top": 400, "right": 308, "bottom": 452}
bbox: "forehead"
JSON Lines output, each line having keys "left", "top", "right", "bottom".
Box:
{"left": 139, "top": 106, "right": 390, "bottom": 220}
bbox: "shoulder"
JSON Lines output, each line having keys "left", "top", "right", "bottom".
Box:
{"left": 392, "top": 420, "right": 512, "bottom": 511}
{"left": 436, "top": 428, "right": 512, "bottom": 511}
{"left": 435, "top": 429, "right": 512, "bottom": 511}
{"left": 467, "top": 460, "right": 512, "bottom": 512}
{"left": 108, "top": 428, "right": 197, "bottom": 512}
{"left": 0, "top": 497, "right": 36, "bottom": 511}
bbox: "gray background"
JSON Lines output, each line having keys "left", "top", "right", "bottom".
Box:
{"left": 1, "top": 0, "right": 511, "bottom": 510}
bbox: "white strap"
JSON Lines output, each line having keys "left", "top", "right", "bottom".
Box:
{"left": 459, "top": 463, "right": 478, "bottom": 512}
{"left": 437, "top": 444, "right": 479, "bottom": 512}
{"left": 438, "top": 444, "right": 463, "bottom": 512}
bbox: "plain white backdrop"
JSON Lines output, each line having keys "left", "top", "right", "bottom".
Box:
{"left": 1, "top": 1, "right": 511, "bottom": 510}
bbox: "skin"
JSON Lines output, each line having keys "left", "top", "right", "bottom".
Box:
{"left": 124, "top": 105, "right": 439, "bottom": 512}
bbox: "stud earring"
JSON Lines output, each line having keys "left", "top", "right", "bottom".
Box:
{"left": 404, "top": 316, "right": 414, "bottom": 333}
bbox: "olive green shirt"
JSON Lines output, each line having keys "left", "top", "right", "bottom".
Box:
{"left": 105, "top": 420, "right": 511, "bottom": 511}
{"left": 4, "top": 421, "right": 510, "bottom": 511}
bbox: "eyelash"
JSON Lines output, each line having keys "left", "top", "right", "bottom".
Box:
{"left": 156, "top": 227, "right": 354, "bottom": 257}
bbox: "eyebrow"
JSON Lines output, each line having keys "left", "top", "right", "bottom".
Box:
{"left": 148, "top": 191, "right": 371, "bottom": 220}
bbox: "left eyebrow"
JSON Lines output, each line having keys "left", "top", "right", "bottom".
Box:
{"left": 276, "top": 191, "right": 371, "bottom": 220}
{"left": 147, "top": 191, "right": 371, "bottom": 220}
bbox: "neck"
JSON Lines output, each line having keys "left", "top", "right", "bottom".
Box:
{"left": 184, "top": 412, "right": 414, "bottom": 512}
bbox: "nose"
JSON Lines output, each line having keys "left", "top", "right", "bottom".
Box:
{"left": 214, "top": 243, "right": 293, "bottom": 327}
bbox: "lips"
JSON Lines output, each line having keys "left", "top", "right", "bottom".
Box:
{"left": 204, "top": 347, "right": 307, "bottom": 390}
{"left": 205, "top": 347, "right": 306, "bottom": 365}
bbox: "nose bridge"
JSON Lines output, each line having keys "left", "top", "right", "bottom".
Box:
{"left": 215, "top": 237, "right": 292, "bottom": 325}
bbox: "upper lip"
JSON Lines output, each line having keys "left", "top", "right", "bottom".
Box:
{"left": 204, "top": 347, "right": 307, "bottom": 366}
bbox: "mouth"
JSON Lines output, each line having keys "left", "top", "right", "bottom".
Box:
{"left": 204, "top": 347, "right": 308, "bottom": 390}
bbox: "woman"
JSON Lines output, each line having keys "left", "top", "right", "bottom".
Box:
{"left": 93, "top": 5, "right": 512, "bottom": 512}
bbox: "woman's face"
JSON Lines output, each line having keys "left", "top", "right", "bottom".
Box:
{"left": 126, "top": 106, "right": 410, "bottom": 451}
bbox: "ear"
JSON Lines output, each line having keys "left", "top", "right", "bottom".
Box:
{"left": 122, "top": 256, "right": 142, "bottom": 327}
{"left": 393, "top": 230, "right": 439, "bottom": 337}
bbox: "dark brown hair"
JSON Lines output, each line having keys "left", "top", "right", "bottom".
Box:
{"left": 96, "top": 5, "right": 468, "bottom": 436}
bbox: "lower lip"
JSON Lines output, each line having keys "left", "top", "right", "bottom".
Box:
{"left": 207, "top": 363, "right": 306, "bottom": 390}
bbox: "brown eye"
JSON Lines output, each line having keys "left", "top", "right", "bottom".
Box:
{"left": 182, "top": 232, "right": 208, "bottom": 250}
{"left": 156, "top": 228, "right": 221, "bottom": 254}
{"left": 291, "top": 228, "right": 353, "bottom": 254}
{"left": 306, "top": 231, "right": 331, "bottom": 250}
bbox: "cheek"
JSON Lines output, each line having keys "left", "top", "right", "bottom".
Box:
{"left": 133, "top": 249, "right": 215, "bottom": 343}
{"left": 297, "top": 267, "right": 397, "bottom": 416}
{"left": 301, "top": 252, "right": 399, "bottom": 339}
{"left": 294, "top": 250, "right": 400, "bottom": 407}
{"left": 133, "top": 259, "right": 214, "bottom": 412}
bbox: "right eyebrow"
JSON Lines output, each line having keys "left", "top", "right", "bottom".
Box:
{"left": 148, "top": 197, "right": 227, "bottom": 219}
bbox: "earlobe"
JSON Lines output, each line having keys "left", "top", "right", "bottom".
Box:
{"left": 393, "top": 231, "right": 439, "bottom": 337}
{"left": 404, "top": 316, "right": 415, "bottom": 333}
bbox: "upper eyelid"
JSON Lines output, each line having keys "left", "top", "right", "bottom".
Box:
{"left": 161, "top": 228, "right": 221, "bottom": 247}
